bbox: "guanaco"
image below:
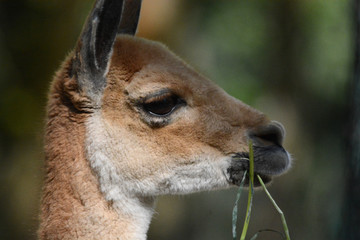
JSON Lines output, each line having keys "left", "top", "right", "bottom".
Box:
{"left": 38, "top": 0, "right": 291, "bottom": 239}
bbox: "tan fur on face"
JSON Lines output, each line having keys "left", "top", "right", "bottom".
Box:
{"left": 105, "top": 36, "right": 268, "bottom": 153}
{"left": 85, "top": 36, "right": 269, "bottom": 202}
{"left": 40, "top": 36, "right": 271, "bottom": 240}
{"left": 102, "top": 35, "right": 268, "bottom": 164}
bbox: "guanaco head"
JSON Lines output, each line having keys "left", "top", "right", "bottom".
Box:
{"left": 67, "top": 0, "right": 291, "bottom": 203}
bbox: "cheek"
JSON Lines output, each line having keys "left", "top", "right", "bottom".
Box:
{"left": 96, "top": 121, "right": 195, "bottom": 180}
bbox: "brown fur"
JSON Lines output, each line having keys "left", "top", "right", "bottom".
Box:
{"left": 103, "top": 36, "right": 268, "bottom": 157}
{"left": 39, "top": 57, "right": 133, "bottom": 239}
{"left": 39, "top": 36, "right": 273, "bottom": 239}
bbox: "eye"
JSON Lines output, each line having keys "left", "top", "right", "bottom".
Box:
{"left": 143, "top": 93, "right": 183, "bottom": 116}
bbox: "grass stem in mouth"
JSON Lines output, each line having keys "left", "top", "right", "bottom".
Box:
{"left": 239, "top": 141, "right": 255, "bottom": 240}
{"left": 232, "top": 141, "right": 291, "bottom": 240}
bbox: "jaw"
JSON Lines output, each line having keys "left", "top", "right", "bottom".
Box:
{"left": 84, "top": 111, "right": 238, "bottom": 239}
{"left": 85, "top": 109, "right": 232, "bottom": 199}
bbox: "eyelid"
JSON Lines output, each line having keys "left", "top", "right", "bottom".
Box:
{"left": 142, "top": 89, "right": 173, "bottom": 102}
{"left": 144, "top": 92, "right": 173, "bottom": 104}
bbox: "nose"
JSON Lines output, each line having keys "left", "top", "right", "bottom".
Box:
{"left": 248, "top": 121, "right": 285, "bottom": 146}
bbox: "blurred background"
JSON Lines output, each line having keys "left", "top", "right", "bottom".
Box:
{"left": 0, "top": 0, "right": 352, "bottom": 239}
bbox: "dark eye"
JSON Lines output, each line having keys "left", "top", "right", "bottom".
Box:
{"left": 143, "top": 94, "right": 183, "bottom": 116}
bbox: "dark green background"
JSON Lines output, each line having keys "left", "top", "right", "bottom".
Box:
{"left": 0, "top": 0, "right": 351, "bottom": 239}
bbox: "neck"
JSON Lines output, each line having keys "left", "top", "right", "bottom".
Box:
{"left": 39, "top": 66, "right": 154, "bottom": 239}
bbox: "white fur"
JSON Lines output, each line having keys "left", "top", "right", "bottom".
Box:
{"left": 85, "top": 110, "right": 232, "bottom": 238}
{"left": 86, "top": 111, "right": 154, "bottom": 240}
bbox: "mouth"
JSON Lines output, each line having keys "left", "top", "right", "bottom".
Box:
{"left": 228, "top": 145, "right": 291, "bottom": 187}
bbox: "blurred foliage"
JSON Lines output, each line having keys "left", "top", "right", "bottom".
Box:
{"left": 0, "top": 0, "right": 352, "bottom": 239}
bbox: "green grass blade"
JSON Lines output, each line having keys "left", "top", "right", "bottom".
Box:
{"left": 232, "top": 170, "right": 248, "bottom": 240}
{"left": 257, "top": 175, "right": 291, "bottom": 240}
{"left": 239, "top": 141, "right": 255, "bottom": 240}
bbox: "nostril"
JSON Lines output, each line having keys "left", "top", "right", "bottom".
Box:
{"left": 248, "top": 121, "right": 285, "bottom": 146}
{"left": 256, "top": 131, "right": 282, "bottom": 146}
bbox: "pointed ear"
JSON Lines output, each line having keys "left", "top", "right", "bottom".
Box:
{"left": 72, "top": 0, "right": 142, "bottom": 100}
{"left": 118, "top": 0, "right": 142, "bottom": 34}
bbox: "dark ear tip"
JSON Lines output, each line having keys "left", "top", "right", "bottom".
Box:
{"left": 73, "top": 0, "right": 142, "bottom": 96}
{"left": 118, "top": 0, "right": 142, "bottom": 35}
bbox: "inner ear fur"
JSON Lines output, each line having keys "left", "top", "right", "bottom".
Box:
{"left": 71, "top": 0, "right": 142, "bottom": 101}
